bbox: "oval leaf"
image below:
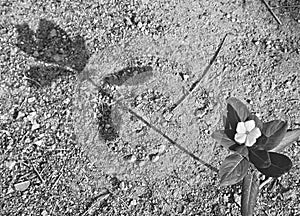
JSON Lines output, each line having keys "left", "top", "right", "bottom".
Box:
{"left": 227, "top": 97, "right": 250, "bottom": 122}
{"left": 212, "top": 130, "right": 235, "bottom": 149}
{"left": 261, "top": 120, "right": 288, "bottom": 151}
{"left": 241, "top": 172, "right": 259, "bottom": 216}
{"left": 230, "top": 145, "right": 249, "bottom": 158}
{"left": 224, "top": 129, "right": 235, "bottom": 140}
{"left": 227, "top": 104, "right": 240, "bottom": 130}
{"left": 256, "top": 152, "right": 292, "bottom": 177}
{"left": 271, "top": 129, "right": 300, "bottom": 153}
{"left": 219, "top": 153, "right": 249, "bottom": 186}
{"left": 249, "top": 149, "right": 271, "bottom": 168}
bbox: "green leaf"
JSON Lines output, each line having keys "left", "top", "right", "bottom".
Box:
{"left": 229, "top": 144, "right": 249, "bottom": 158}
{"left": 271, "top": 129, "right": 300, "bottom": 153}
{"left": 219, "top": 153, "right": 249, "bottom": 186}
{"left": 223, "top": 115, "right": 231, "bottom": 130}
{"left": 224, "top": 129, "right": 235, "bottom": 140}
{"left": 256, "top": 152, "right": 292, "bottom": 177}
{"left": 212, "top": 130, "right": 235, "bottom": 149}
{"left": 255, "top": 135, "right": 267, "bottom": 148}
{"left": 227, "top": 97, "right": 250, "bottom": 122}
{"left": 249, "top": 149, "right": 271, "bottom": 168}
{"left": 241, "top": 172, "right": 259, "bottom": 216}
{"left": 234, "top": 145, "right": 249, "bottom": 158}
{"left": 227, "top": 104, "right": 240, "bottom": 130}
{"left": 261, "top": 120, "right": 288, "bottom": 151}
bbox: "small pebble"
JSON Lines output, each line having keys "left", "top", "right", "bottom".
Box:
{"left": 119, "top": 181, "right": 129, "bottom": 191}
{"left": 183, "top": 74, "right": 189, "bottom": 80}
{"left": 6, "top": 187, "right": 14, "bottom": 194}
{"left": 33, "top": 50, "right": 39, "bottom": 57}
{"left": 41, "top": 210, "right": 48, "bottom": 216}
{"left": 5, "top": 160, "right": 16, "bottom": 170}
{"left": 158, "top": 144, "right": 166, "bottom": 154}
{"left": 153, "top": 34, "right": 160, "bottom": 40}
{"left": 149, "top": 153, "right": 160, "bottom": 162}
{"left": 124, "top": 154, "right": 137, "bottom": 163}
{"left": 137, "top": 22, "right": 143, "bottom": 29}
{"left": 136, "top": 160, "right": 147, "bottom": 167}
{"left": 50, "top": 29, "right": 57, "bottom": 37}
{"left": 53, "top": 54, "right": 62, "bottom": 62}
{"left": 31, "top": 122, "right": 40, "bottom": 131}
{"left": 63, "top": 98, "right": 71, "bottom": 104}
{"left": 27, "top": 112, "right": 37, "bottom": 122}
{"left": 24, "top": 137, "right": 31, "bottom": 144}
{"left": 164, "top": 113, "right": 173, "bottom": 121}
{"left": 14, "top": 180, "right": 30, "bottom": 192}
{"left": 130, "top": 199, "right": 137, "bottom": 206}
{"left": 34, "top": 139, "right": 44, "bottom": 146}
{"left": 16, "top": 112, "right": 25, "bottom": 120}
{"left": 27, "top": 97, "right": 36, "bottom": 103}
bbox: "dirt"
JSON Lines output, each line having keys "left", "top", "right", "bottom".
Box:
{"left": 1, "top": 0, "right": 300, "bottom": 215}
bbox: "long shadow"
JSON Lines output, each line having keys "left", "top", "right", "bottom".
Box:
{"left": 15, "top": 18, "right": 218, "bottom": 174}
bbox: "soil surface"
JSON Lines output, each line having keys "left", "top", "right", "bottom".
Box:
{"left": 1, "top": 1, "right": 300, "bottom": 215}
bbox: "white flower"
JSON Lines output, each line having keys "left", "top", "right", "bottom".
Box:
{"left": 234, "top": 120, "right": 261, "bottom": 147}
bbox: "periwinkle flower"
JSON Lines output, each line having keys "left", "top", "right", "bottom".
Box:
{"left": 234, "top": 120, "right": 262, "bottom": 147}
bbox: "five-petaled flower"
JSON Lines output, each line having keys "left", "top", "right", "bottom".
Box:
{"left": 234, "top": 120, "right": 261, "bottom": 147}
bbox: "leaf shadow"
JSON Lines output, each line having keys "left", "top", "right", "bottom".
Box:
{"left": 24, "top": 65, "right": 75, "bottom": 87}
{"left": 14, "top": 19, "right": 119, "bottom": 142}
{"left": 103, "top": 65, "right": 153, "bottom": 86}
{"left": 97, "top": 88, "right": 120, "bottom": 142}
{"left": 15, "top": 18, "right": 90, "bottom": 86}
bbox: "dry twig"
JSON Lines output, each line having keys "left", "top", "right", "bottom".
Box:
{"left": 260, "top": 0, "right": 282, "bottom": 25}
{"left": 31, "top": 163, "right": 45, "bottom": 184}
{"left": 168, "top": 33, "right": 228, "bottom": 113}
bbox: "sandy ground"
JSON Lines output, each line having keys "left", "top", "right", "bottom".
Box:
{"left": 1, "top": 0, "right": 300, "bottom": 215}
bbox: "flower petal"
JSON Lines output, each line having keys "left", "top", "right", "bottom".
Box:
{"left": 249, "top": 127, "right": 262, "bottom": 140}
{"left": 245, "top": 120, "right": 255, "bottom": 132}
{"left": 235, "top": 133, "right": 247, "bottom": 144}
{"left": 245, "top": 133, "right": 257, "bottom": 147}
{"left": 236, "top": 122, "right": 246, "bottom": 133}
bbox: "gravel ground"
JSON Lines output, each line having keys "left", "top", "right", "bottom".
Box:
{"left": 0, "top": 0, "right": 300, "bottom": 216}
